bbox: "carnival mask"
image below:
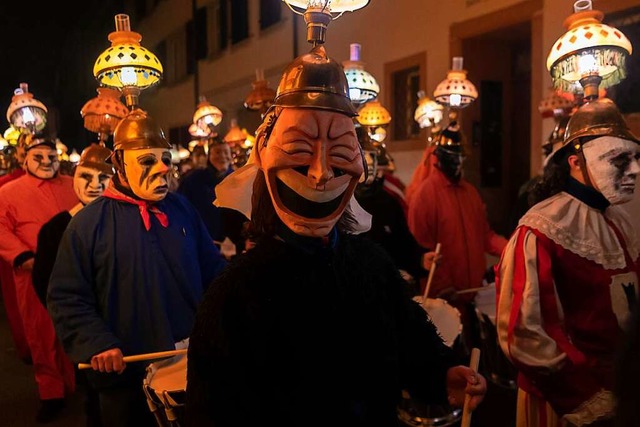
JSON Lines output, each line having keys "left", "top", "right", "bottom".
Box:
{"left": 73, "top": 165, "right": 112, "bottom": 205}
{"left": 257, "top": 108, "right": 364, "bottom": 237}
{"left": 583, "top": 136, "right": 640, "bottom": 205}
{"left": 435, "top": 146, "right": 465, "bottom": 182}
{"left": 24, "top": 145, "right": 59, "bottom": 179}
{"left": 122, "top": 147, "right": 172, "bottom": 201}
{"left": 209, "top": 143, "right": 232, "bottom": 173}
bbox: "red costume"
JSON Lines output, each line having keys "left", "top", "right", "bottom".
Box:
{"left": 0, "top": 168, "right": 29, "bottom": 361}
{"left": 496, "top": 191, "right": 639, "bottom": 425}
{"left": 0, "top": 173, "right": 77, "bottom": 399}
{"left": 407, "top": 166, "right": 507, "bottom": 301}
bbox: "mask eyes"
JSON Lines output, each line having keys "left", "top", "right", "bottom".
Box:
{"left": 98, "top": 174, "right": 110, "bottom": 182}
{"left": 33, "top": 154, "right": 44, "bottom": 162}
{"left": 79, "top": 173, "right": 94, "bottom": 181}
{"left": 139, "top": 156, "right": 158, "bottom": 167}
{"left": 161, "top": 153, "right": 172, "bottom": 166}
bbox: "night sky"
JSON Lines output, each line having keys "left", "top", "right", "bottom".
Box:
{"left": 0, "top": 1, "right": 125, "bottom": 151}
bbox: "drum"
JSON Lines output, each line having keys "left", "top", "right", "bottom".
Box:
{"left": 143, "top": 353, "right": 187, "bottom": 427}
{"left": 413, "top": 296, "right": 462, "bottom": 348}
{"left": 398, "top": 297, "right": 463, "bottom": 427}
{"left": 472, "top": 284, "right": 517, "bottom": 389}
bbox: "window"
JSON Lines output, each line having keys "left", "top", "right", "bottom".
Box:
{"left": 260, "top": 0, "right": 282, "bottom": 30}
{"left": 384, "top": 52, "right": 427, "bottom": 142}
{"left": 206, "top": 0, "right": 228, "bottom": 56}
{"left": 231, "top": 0, "right": 249, "bottom": 44}
{"left": 163, "top": 28, "right": 189, "bottom": 84}
{"left": 604, "top": 7, "right": 640, "bottom": 114}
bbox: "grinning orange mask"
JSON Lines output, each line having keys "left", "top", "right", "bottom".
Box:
{"left": 256, "top": 108, "right": 364, "bottom": 237}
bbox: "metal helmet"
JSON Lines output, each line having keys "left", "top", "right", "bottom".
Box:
{"left": 433, "top": 120, "right": 466, "bottom": 155}
{"left": 563, "top": 98, "right": 639, "bottom": 151}
{"left": 112, "top": 108, "right": 171, "bottom": 152}
{"left": 78, "top": 143, "right": 115, "bottom": 175}
{"left": 272, "top": 45, "right": 357, "bottom": 117}
{"left": 18, "top": 131, "right": 56, "bottom": 151}
{"left": 542, "top": 115, "right": 571, "bottom": 157}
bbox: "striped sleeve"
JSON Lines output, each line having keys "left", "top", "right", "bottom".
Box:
{"left": 495, "top": 226, "right": 604, "bottom": 416}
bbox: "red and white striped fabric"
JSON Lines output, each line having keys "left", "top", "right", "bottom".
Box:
{"left": 496, "top": 192, "right": 639, "bottom": 427}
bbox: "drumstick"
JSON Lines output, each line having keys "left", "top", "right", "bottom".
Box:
{"left": 422, "top": 242, "right": 441, "bottom": 304}
{"left": 455, "top": 283, "right": 495, "bottom": 295}
{"left": 77, "top": 349, "right": 188, "bottom": 370}
{"left": 460, "top": 347, "right": 481, "bottom": 427}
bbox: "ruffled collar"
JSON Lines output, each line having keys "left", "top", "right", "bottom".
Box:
{"left": 519, "top": 191, "right": 638, "bottom": 269}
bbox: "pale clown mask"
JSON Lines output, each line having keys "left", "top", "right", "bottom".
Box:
{"left": 583, "top": 136, "right": 640, "bottom": 205}
{"left": 122, "top": 147, "right": 172, "bottom": 201}
{"left": 74, "top": 165, "right": 112, "bottom": 205}
{"left": 24, "top": 145, "right": 59, "bottom": 179}
{"left": 257, "top": 108, "right": 364, "bottom": 237}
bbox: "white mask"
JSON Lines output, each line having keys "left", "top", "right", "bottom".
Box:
{"left": 73, "top": 165, "right": 112, "bottom": 205}
{"left": 122, "top": 148, "right": 172, "bottom": 201}
{"left": 583, "top": 136, "right": 640, "bottom": 205}
{"left": 24, "top": 146, "right": 59, "bottom": 179}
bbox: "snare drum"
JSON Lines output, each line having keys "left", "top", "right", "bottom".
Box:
{"left": 413, "top": 296, "right": 462, "bottom": 348}
{"left": 472, "top": 284, "right": 517, "bottom": 389}
{"left": 399, "top": 297, "right": 463, "bottom": 427}
{"left": 143, "top": 353, "right": 187, "bottom": 427}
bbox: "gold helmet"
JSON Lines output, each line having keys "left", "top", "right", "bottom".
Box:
{"left": 563, "top": 98, "right": 639, "bottom": 152}
{"left": 272, "top": 45, "right": 357, "bottom": 117}
{"left": 18, "top": 130, "right": 56, "bottom": 151}
{"left": 78, "top": 143, "right": 115, "bottom": 175}
{"left": 543, "top": 115, "right": 571, "bottom": 157}
{"left": 112, "top": 109, "right": 171, "bottom": 152}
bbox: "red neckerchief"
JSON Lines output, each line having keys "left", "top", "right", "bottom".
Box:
{"left": 103, "top": 183, "right": 169, "bottom": 231}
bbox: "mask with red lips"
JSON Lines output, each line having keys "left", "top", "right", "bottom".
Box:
{"left": 256, "top": 108, "right": 364, "bottom": 238}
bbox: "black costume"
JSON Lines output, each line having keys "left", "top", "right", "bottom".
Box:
{"left": 32, "top": 211, "right": 72, "bottom": 306}
{"left": 186, "top": 229, "right": 457, "bottom": 427}
{"left": 355, "top": 177, "right": 428, "bottom": 286}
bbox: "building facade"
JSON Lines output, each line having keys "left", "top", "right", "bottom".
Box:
{"left": 123, "top": 0, "right": 640, "bottom": 234}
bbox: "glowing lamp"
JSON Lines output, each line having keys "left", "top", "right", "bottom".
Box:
{"left": 6, "top": 83, "right": 48, "bottom": 134}
{"left": 81, "top": 87, "right": 129, "bottom": 143}
{"left": 244, "top": 68, "right": 276, "bottom": 116}
{"left": 546, "top": 0, "right": 632, "bottom": 101}
{"left": 94, "top": 14, "right": 163, "bottom": 108}
{"left": 414, "top": 90, "right": 444, "bottom": 129}
{"left": 282, "top": 0, "right": 371, "bottom": 46}
{"left": 193, "top": 96, "right": 223, "bottom": 134}
{"left": 433, "top": 57, "right": 478, "bottom": 109}
{"left": 343, "top": 43, "right": 380, "bottom": 106}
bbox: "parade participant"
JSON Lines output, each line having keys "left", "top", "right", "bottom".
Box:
{"left": 0, "top": 140, "right": 30, "bottom": 364}
{"left": 177, "top": 136, "right": 235, "bottom": 248}
{"left": 32, "top": 143, "right": 114, "bottom": 305}
{"left": 496, "top": 98, "right": 640, "bottom": 427}
{"left": 30, "top": 142, "right": 113, "bottom": 426}
{"left": 406, "top": 121, "right": 507, "bottom": 305}
{"left": 48, "top": 109, "right": 227, "bottom": 427}
{"left": 354, "top": 127, "right": 433, "bottom": 288}
{"left": 185, "top": 45, "right": 487, "bottom": 427}
{"left": 0, "top": 131, "right": 78, "bottom": 423}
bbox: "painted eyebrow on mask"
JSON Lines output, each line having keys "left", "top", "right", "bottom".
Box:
{"left": 282, "top": 125, "right": 318, "bottom": 140}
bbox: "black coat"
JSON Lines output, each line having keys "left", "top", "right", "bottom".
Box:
{"left": 186, "top": 232, "right": 456, "bottom": 427}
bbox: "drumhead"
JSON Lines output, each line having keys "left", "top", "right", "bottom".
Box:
{"left": 474, "top": 284, "right": 496, "bottom": 324}
{"left": 413, "top": 297, "right": 462, "bottom": 347}
{"left": 145, "top": 354, "right": 187, "bottom": 393}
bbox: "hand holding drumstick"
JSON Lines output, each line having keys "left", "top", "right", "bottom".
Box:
{"left": 445, "top": 348, "right": 486, "bottom": 420}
